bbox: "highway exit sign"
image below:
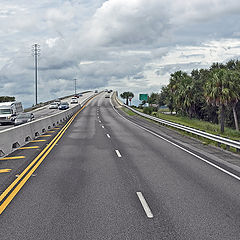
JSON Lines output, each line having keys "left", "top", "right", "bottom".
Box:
{"left": 139, "top": 94, "right": 148, "bottom": 101}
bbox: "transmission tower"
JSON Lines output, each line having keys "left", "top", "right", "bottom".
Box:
{"left": 32, "top": 44, "right": 40, "bottom": 105}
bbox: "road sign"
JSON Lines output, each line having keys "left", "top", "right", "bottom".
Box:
{"left": 139, "top": 94, "right": 148, "bottom": 101}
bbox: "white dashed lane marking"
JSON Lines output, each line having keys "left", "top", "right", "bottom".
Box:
{"left": 115, "top": 150, "right": 122, "bottom": 158}
{"left": 136, "top": 192, "right": 154, "bottom": 219}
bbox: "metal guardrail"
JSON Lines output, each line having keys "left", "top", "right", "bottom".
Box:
{"left": 117, "top": 99, "right": 240, "bottom": 151}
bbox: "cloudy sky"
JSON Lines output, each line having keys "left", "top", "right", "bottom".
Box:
{"left": 1, "top": 0, "right": 240, "bottom": 107}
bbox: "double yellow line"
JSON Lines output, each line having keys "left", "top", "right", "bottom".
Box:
{"left": 0, "top": 100, "right": 90, "bottom": 215}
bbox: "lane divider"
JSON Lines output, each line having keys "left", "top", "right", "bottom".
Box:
{"left": 30, "top": 140, "right": 46, "bottom": 143}
{"left": 0, "top": 96, "right": 93, "bottom": 215}
{"left": 136, "top": 192, "right": 154, "bottom": 218}
{"left": 0, "top": 156, "right": 26, "bottom": 161}
{"left": 115, "top": 150, "right": 122, "bottom": 158}
{"left": 0, "top": 169, "right": 11, "bottom": 173}
{"left": 38, "top": 135, "right": 52, "bottom": 138}
{"left": 18, "top": 146, "right": 40, "bottom": 150}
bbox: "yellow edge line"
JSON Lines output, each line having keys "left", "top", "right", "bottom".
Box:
{"left": 0, "top": 169, "right": 11, "bottom": 173}
{"left": 0, "top": 156, "right": 26, "bottom": 160}
{"left": 0, "top": 115, "right": 74, "bottom": 201}
{"left": 38, "top": 135, "right": 52, "bottom": 137}
{"left": 30, "top": 140, "right": 46, "bottom": 142}
{"left": 18, "top": 146, "right": 39, "bottom": 149}
{"left": 0, "top": 100, "right": 90, "bottom": 214}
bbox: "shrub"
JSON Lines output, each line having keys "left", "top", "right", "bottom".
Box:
{"left": 143, "top": 107, "right": 154, "bottom": 115}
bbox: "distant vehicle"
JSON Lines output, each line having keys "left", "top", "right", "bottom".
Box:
{"left": 49, "top": 102, "right": 59, "bottom": 109}
{"left": 70, "top": 97, "right": 78, "bottom": 104}
{"left": 54, "top": 99, "right": 61, "bottom": 106}
{"left": 0, "top": 102, "right": 23, "bottom": 125}
{"left": 105, "top": 94, "right": 110, "bottom": 98}
{"left": 14, "top": 113, "right": 34, "bottom": 126}
{"left": 108, "top": 90, "right": 111, "bottom": 93}
{"left": 78, "top": 93, "right": 83, "bottom": 97}
{"left": 58, "top": 102, "right": 69, "bottom": 110}
{"left": 95, "top": 90, "right": 98, "bottom": 93}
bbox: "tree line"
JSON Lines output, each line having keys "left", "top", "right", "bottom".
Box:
{"left": 0, "top": 96, "right": 15, "bottom": 103}
{"left": 148, "top": 60, "right": 240, "bottom": 133}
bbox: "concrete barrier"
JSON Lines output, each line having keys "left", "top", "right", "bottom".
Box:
{"left": 0, "top": 94, "right": 94, "bottom": 157}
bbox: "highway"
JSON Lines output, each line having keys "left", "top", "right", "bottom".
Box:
{"left": 0, "top": 92, "right": 240, "bottom": 239}
{"left": 0, "top": 92, "right": 93, "bottom": 132}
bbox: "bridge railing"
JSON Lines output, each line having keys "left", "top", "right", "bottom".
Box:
{"left": 0, "top": 94, "right": 95, "bottom": 157}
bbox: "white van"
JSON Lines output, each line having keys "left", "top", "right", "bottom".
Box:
{"left": 0, "top": 102, "right": 23, "bottom": 124}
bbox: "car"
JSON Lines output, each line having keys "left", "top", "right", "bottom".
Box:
{"left": 78, "top": 93, "right": 83, "bottom": 97}
{"left": 58, "top": 102, "right": 69, "bottom": 110}
{"left": 105, "top": 94, "right": 110, "bottom": 98}
{"left": 94, "top": 90, "right": 98, "bottom": 93}
{"left": 54, "top": 99, "right": 61, "bottom": 106}
{"left": 49, "top": 102, "right": 59, "bottom": 109}
{"left": 70, "top": 97, "right": 78, "bottom": 104}
{"left": 14, "top": 113, "right": 35, "bottom": 126}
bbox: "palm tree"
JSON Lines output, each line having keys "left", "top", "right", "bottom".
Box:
{"left": 204, "top": 69, "right": 235, "bottom": 133}
{"left": 120, "top": 92, "right": 134, "bottom": 106}
{"left": 226, "top": 71, "right": 240, "bottom": 131}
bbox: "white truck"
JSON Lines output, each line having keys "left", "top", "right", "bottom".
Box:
{"left": 0, "top": 102, "right": 23, "bottom": 125}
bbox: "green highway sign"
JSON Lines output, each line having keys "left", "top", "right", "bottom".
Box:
{"left": 139, "top": 94, "right": 148, "bottom": 101}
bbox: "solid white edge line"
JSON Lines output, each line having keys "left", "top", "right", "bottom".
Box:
{"left": 115, "top": 150, "right": 122, "bottom": 157}
{"left": 107, "top": 134, "right": 111, "bottom": 138}
{"left": 110, "top": 98, "right": 240, "bottom": 182}
{"left": 136, "top": 192, "right": 154, "bottom": 218}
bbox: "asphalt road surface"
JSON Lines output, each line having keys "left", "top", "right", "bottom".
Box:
{"left": 0, "top": 93, "right": 240, "bottom": 240}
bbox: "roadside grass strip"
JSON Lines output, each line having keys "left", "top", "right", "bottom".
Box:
{"left": 0, "top": 97, "right": 92, "bottom": 215}
{"left": 0, "top": 156, "right": 26, "bottom": 161}
{"left": 0, "top": 169, "right": 11, "bottom": 173}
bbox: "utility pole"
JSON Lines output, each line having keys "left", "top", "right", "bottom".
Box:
{"left": 74, "top": 78, "right": 77, "bottom": 95}
{"left": 32, "top": 44, "right": 40, "bottom": 105}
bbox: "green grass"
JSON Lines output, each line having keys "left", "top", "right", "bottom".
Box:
{"left": 153, "top": 112, "right": 240, "bottom": 140}
{"left": 122, "top": 107, "right": 136, "bottom": 116}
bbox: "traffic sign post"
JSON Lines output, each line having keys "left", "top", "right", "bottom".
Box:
{"left": 129, "top": 97, "right": 132, "bottom": 106}
{"left": 139, "top": 94, "right": 148, "bottom": 101}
